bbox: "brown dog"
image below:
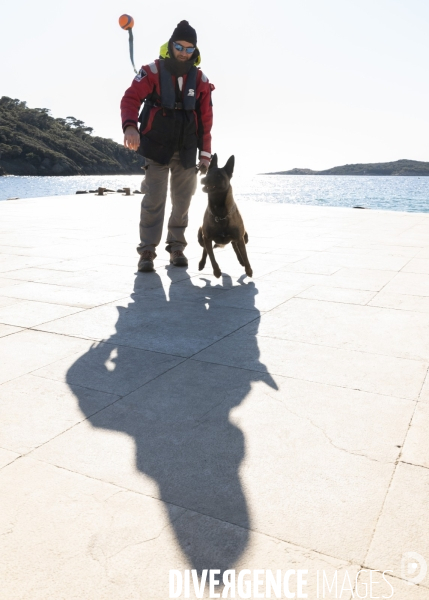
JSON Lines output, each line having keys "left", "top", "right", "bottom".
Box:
{"left": 198, "top": 154, "right": 252, "bottom": 278}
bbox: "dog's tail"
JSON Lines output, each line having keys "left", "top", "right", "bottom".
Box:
{"left": 213, "top": 243, "right": 226, "bottom": 249}
{"left": 244, "top": 232, "right": 249, "bottom": 244}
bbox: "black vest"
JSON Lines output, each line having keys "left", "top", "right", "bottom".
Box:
{"left": 138, "top": 61, "right": 198, "bottom": 169}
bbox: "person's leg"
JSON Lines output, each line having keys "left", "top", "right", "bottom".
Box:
{"left": 165, "top": 153, "right": 197, "bottom": 254}
{"left": 137, "top": 159, "right": 169, "bottom": 257}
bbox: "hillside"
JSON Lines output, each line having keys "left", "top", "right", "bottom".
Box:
{"left": 0, "top": 97, "right": 144, "bottom": 176}
{"left": 265, "top": 159, "right": 429, "bottom": 176}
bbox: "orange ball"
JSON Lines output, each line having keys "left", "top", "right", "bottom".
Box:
{"left": 119, "top": 14, "right": 134, "bottom": 30}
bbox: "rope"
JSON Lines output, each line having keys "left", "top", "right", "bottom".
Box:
{"left": 128, "top": 29, "right": 137, "bottom": 73}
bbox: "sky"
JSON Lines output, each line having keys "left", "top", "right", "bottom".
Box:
{"left": 1, "top": 0, "right": 429, "bottom": 175}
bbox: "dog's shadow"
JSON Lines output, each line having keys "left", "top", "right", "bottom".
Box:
{"left": 66, "top": 267, "right": 277, "bottom": 576}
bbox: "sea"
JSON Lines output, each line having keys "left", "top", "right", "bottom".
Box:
{"left": 1, "top": 174, "right": 429, "bottom": 213}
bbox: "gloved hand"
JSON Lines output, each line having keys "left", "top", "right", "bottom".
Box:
{"left": 197, "top": 158, "right": 210, "bottom": 175}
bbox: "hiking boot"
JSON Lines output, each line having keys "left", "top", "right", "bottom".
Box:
{"left": 170, "top": 249, "right": 188, "bottom": 267}
{"left": 138, "top": 250, "right": 155, "bottom": 272}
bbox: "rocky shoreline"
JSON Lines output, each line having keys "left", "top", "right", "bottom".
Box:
{"left": 265, "top": 159, "right": 429, "bottom": 176}
{"left": 0, "top": 96, "right": 144, "bottom": 176}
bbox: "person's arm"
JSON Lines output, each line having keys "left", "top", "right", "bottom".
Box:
{"left": 120, "top": 66, "right": 155, "bottom": 151}
{"left": 196, "top": 75, "right": 214, "bottom": 171}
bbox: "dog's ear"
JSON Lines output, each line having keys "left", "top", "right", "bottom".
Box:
{"left": 224, "top": 155, "right": 235, "bottom": 178}
{"left": 209, "top": 153, "right": 218, "bottom": 170}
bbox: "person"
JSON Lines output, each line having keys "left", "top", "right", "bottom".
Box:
{"left": 121, "top": 20, "right": 214, "bottom": 272}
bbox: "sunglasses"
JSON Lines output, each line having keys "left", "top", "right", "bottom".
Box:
{"left": 172, "top": 42, "right": 195, "bottom": 54}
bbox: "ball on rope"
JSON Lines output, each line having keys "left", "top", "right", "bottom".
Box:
{"left": 119, "top": 14, "right": 134, "bottom": 30}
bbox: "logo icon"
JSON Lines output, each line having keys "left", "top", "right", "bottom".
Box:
{"left": 188, "top": 89, "right": 195, "bottom": 96}
{"left": 134, "top": 68, "right": 147, "bottom": 82}
{"left": 401, "top": 552, "right": 427, "bottom": 585}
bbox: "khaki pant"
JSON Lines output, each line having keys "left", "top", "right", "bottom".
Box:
{"left": 137, "top": 152, "right": 197, "bottom": 257}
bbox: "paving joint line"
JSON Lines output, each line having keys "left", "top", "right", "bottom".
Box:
{"left": 362, "top": 361, "right": 429, "bottom": 568}
{"left": 12, "top": 358, "right": 187, "bottom": 459}
{"left": 248, "top": 329, "right": 429, "bottom": 366}
{"left": 12, "top": 454, "right": 365, "bottom": 571}
{"left": 189, "top": 355, "right": 420, "bottom": 399}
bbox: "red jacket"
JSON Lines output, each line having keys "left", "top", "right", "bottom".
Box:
{"left": 121, "top": 59, "right": 213, "bottom": 163}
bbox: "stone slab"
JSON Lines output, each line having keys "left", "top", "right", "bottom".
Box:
{"left": 238, "top": 297, "right": 429, "bottom": 362}
{"left": 0, "top": 457, "right": 184, "bottom": 600}
{"left": 403, "top": 258, "right": 429, "bottom": 274}
{"left": 259, "top": 270, "right": 332, "bottom": 287}
{"left": 419, "top": 371, "right": 429, "bottom": 403}
{"left": 369, "top": 290, "right": 429, "bottom": 313}
{"left": 0, "top": 373, "right": 120, "bottom": 454}
{"left": 208, "top": 280, "right": 310, "bottom": 312}
{"left": 297, "top": 285, "right": 376, "bottom": 305}
{"left": 33, "top": 360, "right": 396, "bottom": 563}
{"left": 357, "top": 571, "right": 429, "bottom": 600}
{"left": 0, "top": 266, "right": 73, "bottom": 283}
{"left": 0, "top": 296, "right": 24, "bottom": 308}
{"left": 194, "top": 331, "right": 427, "bottom": 399}
{"left": 0, "top": 300, "right": 83, "bottom": 327}
{"left": 0, "top": 277, "right": 22, "bottom": 288}
{"left": 0, "top": 329, "right": 91, "bottom": 385}
{"left": 326, "top": 243, "right": 420, "bottom": 258}
{"left": 0, "top": 281, "right": 127, "bottom": 308}
{"left": 382, "top": 272, "right": 429, "bottom": 297}
{"left": 286, "top": 251, "right": 411, "bottom": 272}
{"left": 35, "top": 295, "right": 259, "bottom": 357}
{"left": 0, "top": 447, "right": 20, "bottom": 469}
{"left": 33, "top": 342, "right": 184, "bottom": 396}
{"left": 0, "top": 458, "right": 363, "bottom": 599}
{"left": 0, "top": 323, "right": 22, "bottom": 338}
{"left": 314, "top": 267, "right": 397, "bottom": 291}
{"left": 0, "top": 254, "right": 58, "bottom": 272}
{"left": 141, "top": 274, "right": 228, "bottom": 304}
{"left": 365, "top": 462, "right": 429, "bottom": 588}
{"left": 187, "top": 254, "right": 292, "bottom": 280}
{"left": 19, "top": 258, "right": 108, "bottom": 272}
{"left": 401, "top": 402, "right": 429, "bottom": 469}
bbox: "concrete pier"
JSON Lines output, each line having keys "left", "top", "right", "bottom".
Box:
{"left": 0, "top": 192, "right": 428, "bottom": 599}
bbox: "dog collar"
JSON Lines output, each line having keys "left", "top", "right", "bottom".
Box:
{"left": 208, "top": 204, "right": 236, "bottom": 223}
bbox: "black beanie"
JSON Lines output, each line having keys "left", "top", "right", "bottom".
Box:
{"left": 170, "top": 20, "right": 197, "bottom": 46}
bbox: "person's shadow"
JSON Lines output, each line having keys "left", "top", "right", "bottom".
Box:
{"left": 66, "top": 265, "right": 277, "bottom": 577}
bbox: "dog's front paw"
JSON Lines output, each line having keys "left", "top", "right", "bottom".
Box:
{"left": 198, "top": 260, "right": 206, "bottom": 271}
{"left": 213, "top": 266, "right": 222, "bottom": 278}
{"left": 245, "top": 267, "right": 253, "bottom": 278}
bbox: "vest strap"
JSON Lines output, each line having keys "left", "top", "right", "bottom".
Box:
{"left": 183, "top": 67, "right": 197, "bottom": 111}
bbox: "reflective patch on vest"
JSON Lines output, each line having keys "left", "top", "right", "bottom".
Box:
{"left": 134, "top": 68, "right": 147, "bottom": 82}
{"left": 148, "top": 62, "right": 158, "bottom": 74}
{"left": 201, "top": 72, "right": 208, "bottom": 83}
{"left": 188, "top": 89, "right": 195, "bottom": 97}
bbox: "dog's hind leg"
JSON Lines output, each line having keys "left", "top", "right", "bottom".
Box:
{"left": 198, "top": 229, "right": 208, "bottom": 269}
{"left": 232, "top": 241, "right": 245, "bottom": 266}
{"left": 236, "top": 237, "right": 253, "bottom": 277}
{"left": 199, "top": 248, "right": 207, "bottom": 270}
{"left": 198, "top": 228, "right": 208, "bottom": 269}
{"left": 204, "top": 238, "right": 222, "bottom": 278}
